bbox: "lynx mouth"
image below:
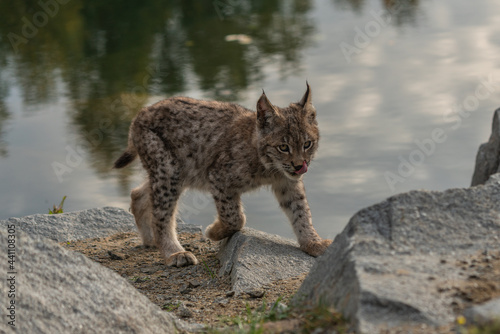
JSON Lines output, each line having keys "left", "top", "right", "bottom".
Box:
{"left": 295, "top": 161, "right": 308, "bottom": 175}
{"left": 286, "top": 161, "right": 308, "bottom": 178}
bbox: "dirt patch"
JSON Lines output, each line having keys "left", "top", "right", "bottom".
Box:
{"left": 449, "top": 250, "right": 500, "bottom": 312}
{"left": 61, "top": 232, "right": 500, "bottom": 333}
{"left": 60, "top": 231, "right": 305, "bottom": 329}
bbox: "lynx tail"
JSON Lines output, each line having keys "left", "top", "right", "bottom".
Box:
{"left": 113, "top": 150, "right": 137, "bottom": 169}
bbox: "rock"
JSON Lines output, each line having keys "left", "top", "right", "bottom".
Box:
{"left": 471, "top": 108, "right": 500, "bottom": 186}
{"left": 0, "top": 229, "right": 182, "bottom": 333}
{"left": 188, "top": 279, "right": 201, "bottom": 288}
{"left": 213, "top": 297, "right": 229, "bottom": 307}
{"left": 275, "top": 302, "right": 288, "bottom": 314}
{"left": 177, "top": 222, "right": 203, "bottom": 234}
{"left": 179, "top": 284, "right": 191, "bottom": 294}
{"left": 245, "top": 289, "right": 265, "bottom": 298}
{"left": 0, "top": 207, "right": 135, "bottom": 242}
{"left": 178, "top": 304, "right": 193, "bottom": 318}
{"left": 217, "top": 228, "right": 316, "bottom": 293}
{"left": 0, "top": 207, "right": 202, "bottom": 243}
{"left": 140, "top": 266, "right": 161, "bottom": 274}
{"left": 464, "top": 297, "right": 500, "bottom": 326}
{"left": 108, "top": 250, "right": 125, "bottom": 260}
{"left": 174, "top": 319, "right": 205, "bottom": 333}
{"left": 296, "top": 175, "right": 500, "bottom": 334}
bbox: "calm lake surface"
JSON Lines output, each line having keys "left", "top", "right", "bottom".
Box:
{"left": 1, "top": 0, "right": 499, "bottom": 240}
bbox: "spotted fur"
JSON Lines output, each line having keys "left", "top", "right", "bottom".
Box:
{"left": 114, "top": 83, "right": 332, "bottom": 267}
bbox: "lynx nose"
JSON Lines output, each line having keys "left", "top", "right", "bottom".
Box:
{"left": 293, "top": 161, "right": 308, "bottom": 175}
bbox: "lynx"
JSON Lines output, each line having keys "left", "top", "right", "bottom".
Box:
{"left": 114, "top": 83, "right": 332, "bottom": 267}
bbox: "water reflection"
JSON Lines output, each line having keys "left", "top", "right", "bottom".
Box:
{"left": 1, "top": 0, "right": 499, "bottom": 241}
{"left": 0, "top": 0, "right": 315, "bottom": 187}
{"left": 0, "top": 41, "right": 8, "bottom": 157}
{"left": 383, "top": 0, "right": 420, "bottom": 26}
{"left": 0, "top": 91, "right": 8, "bottom": 157}
{"left": 332, "top": 0, "right": 366, "bottom": 13}
{"left": 332, "top": 0, "right": 420, "bottom": 26}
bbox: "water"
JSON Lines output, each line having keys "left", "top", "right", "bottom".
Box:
{"left": 1, "top": 0, "right": 499, "bottom": 241}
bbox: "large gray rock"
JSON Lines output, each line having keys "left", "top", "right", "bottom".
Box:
{"left": 0, "top": 207, "right": 201, "bottom": 242}
{"left": 471, "top": 108, "right": 500, "bottom": 186}
{"left": 0, "top": 229, "right": 182, "bottom": 334}
{"left": 296, "top": 175, "right": 500, "bottom": 334}
{"left": 218, "top": 228, "right": 316, "bottom": 293}
{"left": 464, "top": 297, "right": 500, "bottom": 326}
{"left": 0, "top": 207, "right": 136, "bottom": 242}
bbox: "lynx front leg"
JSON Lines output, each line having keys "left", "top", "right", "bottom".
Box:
{"left": 272, "top": 180, "right": 332, "bottom": 257}
{"left": 205, "top": 192, "right": 246, "bottom": 241}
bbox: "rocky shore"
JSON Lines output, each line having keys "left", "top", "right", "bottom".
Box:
{"left": 2, "top": 108, "right": 500, "bottom": 333}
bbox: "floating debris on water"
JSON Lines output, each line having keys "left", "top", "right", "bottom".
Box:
{"left": 224, "top": 34, "right": 253, "bottom": 45}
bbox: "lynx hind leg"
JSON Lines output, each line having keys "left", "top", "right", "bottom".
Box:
{"left": 205, "top": 192, "right": 246, "bottom": 241}
{"left": 132, "top": 127, "right": 198, "bottom": 267}
{"left": 130, "top": 181, "right": 155, "bottom": 247}
{"left": 149, "top": 177, "right": 198, "bottom": 267}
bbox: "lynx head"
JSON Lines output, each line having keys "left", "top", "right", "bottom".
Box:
{"left": 256, "top": 83, "right": 319, "bottom": 180}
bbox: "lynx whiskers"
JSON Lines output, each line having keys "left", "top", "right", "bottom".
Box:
{"left": 114, "top": 83, "right": 332, "bottom": 267}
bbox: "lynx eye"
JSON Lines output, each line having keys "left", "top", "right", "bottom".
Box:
{"left": 304, "top": 141, "right": 312, "bottom": 149}
{"left": 277, "top": 144, "right": 290, "bottom": 153}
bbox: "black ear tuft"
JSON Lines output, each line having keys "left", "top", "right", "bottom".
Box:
{"left": 298, "top": 81, "right": 312, "bottom": 108}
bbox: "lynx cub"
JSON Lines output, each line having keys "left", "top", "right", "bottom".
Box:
{"left": 114, "top": 83, "right": 332, "bottom": 267}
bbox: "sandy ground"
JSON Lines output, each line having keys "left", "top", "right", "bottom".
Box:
{"left": 61, "top": 231, "right": 307, "bottom": 330}
{"left": 61, "top": 231, "right": 500, "bottom": 333}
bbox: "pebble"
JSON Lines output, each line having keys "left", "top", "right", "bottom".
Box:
{"left": 107, "top": 251, "right": 124, "bottom": 260}
{"left": 140, "top": 266, "right": 160, "bottom": 274}
{"left": 179, "top": 284, "right": 191, "bottom": 294}
{"left": 213, "top": 297, "right": 229, "bottom": 306}
{"left": 245, "top": 289, "right": 265, "bottom": 298}
{"left": 188, "top": 279, "right": 201, "bottom": 288}
{"left": 276, "top": 302, "right": 288, "bottom": 314}
{"left": 178, "top": 304, "right": 193, "bottom": 318}
{"left": 185, "top": 295, "right": 197, "bottom": 302}
{"left": 157, "top": 295, "right": 171, "bottom": 302}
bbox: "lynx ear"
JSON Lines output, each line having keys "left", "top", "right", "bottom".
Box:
{"left": 257, "top": 90, "right": 278, "bottom": 127}
{"left": 299, "top": 82, "right": 316, "bottom": 124}
{"left": 298, "top": 81, "right": 312, "bottom": 108}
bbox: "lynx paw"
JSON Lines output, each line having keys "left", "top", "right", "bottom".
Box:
{"left": 205, "top": 222, "right": 238, "bottom": 241}
{"left": 300, "top": 239, "right": 332, "bottom": 257}
{"left": 165, "top": 251, "right": 198, "bottom": 267}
